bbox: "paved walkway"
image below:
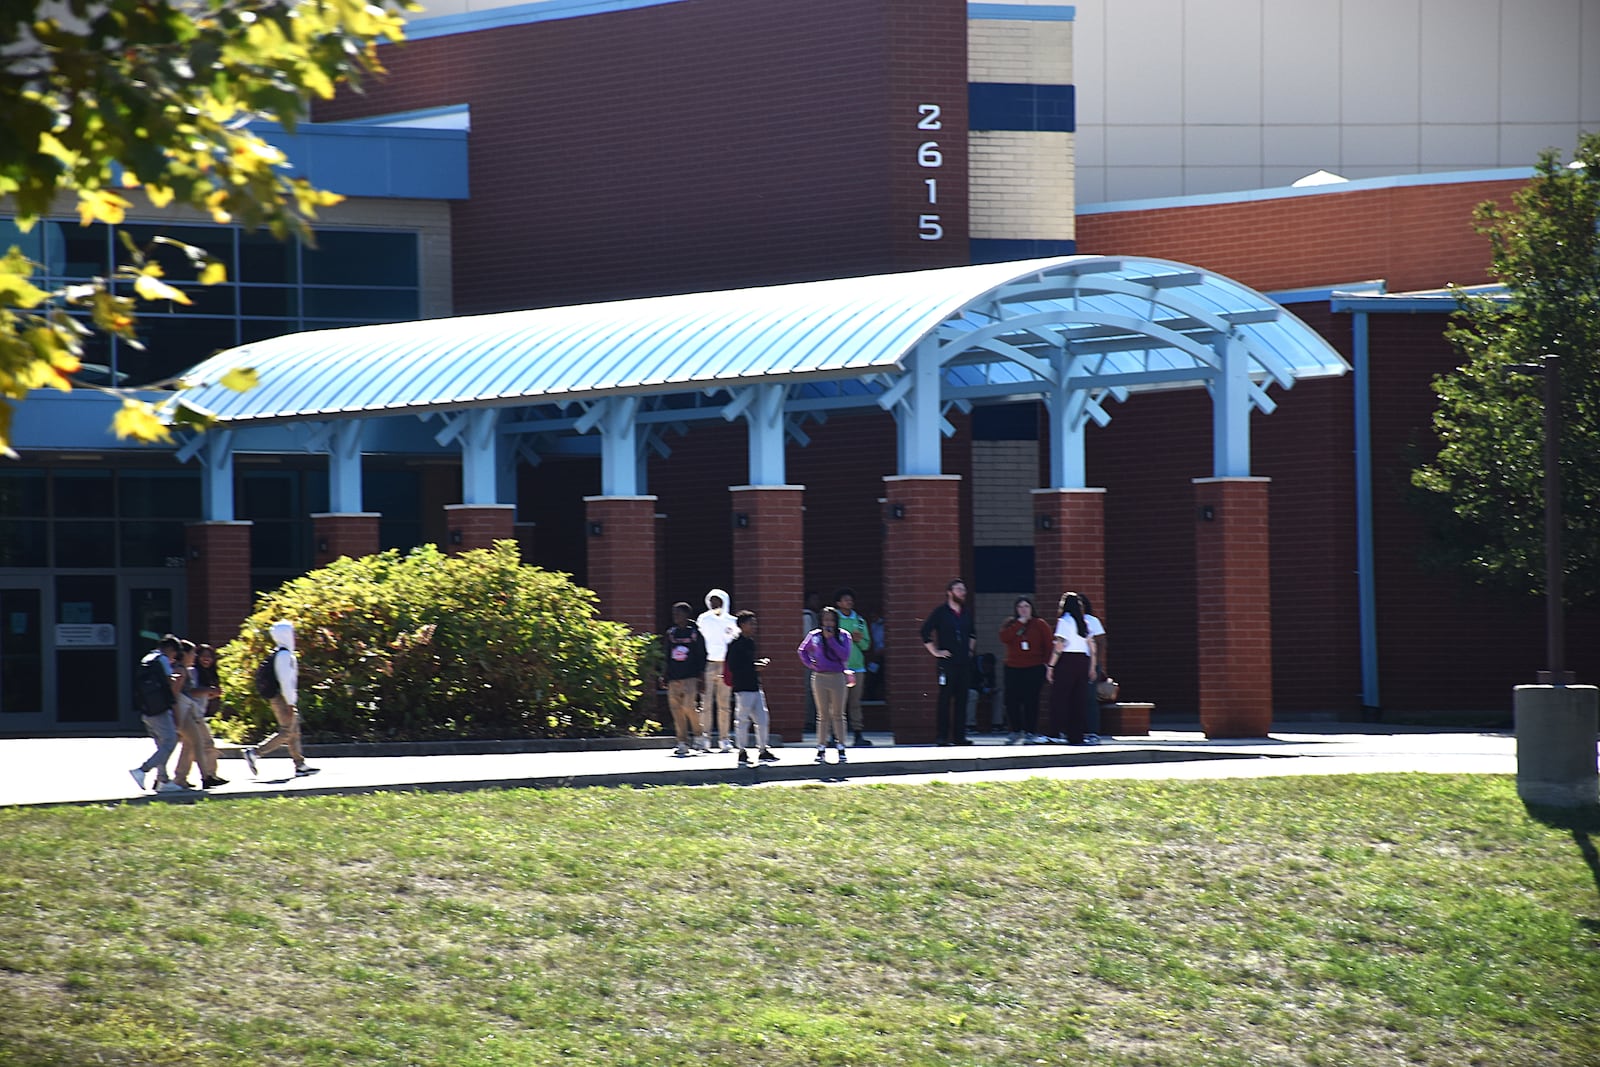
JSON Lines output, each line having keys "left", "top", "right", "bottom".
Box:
{"left": 0, "top": 723, "right": 1527, "bottom": 809}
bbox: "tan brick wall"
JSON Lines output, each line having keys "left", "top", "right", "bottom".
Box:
{"left": 969, "top": 131, "right": 1076, "bottom": 241}
{"left": 968, "top": 19, "right": 1072, "bottom": 84}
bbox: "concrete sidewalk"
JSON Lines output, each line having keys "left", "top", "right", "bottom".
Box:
{"left": 0, "top": 723, "right": 1526, "bottom": 809}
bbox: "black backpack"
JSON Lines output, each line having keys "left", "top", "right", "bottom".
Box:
{"left": 135, "top": 651, "right": 173, "bottom": 716}
{"left": 253, "top": 648, "right": 283, "bottom": 699}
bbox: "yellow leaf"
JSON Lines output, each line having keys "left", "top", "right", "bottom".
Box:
{"left": 219, "top": 366, "right": 259, "bottom": 392}
{"left": 146, "top": 185, "right": 175, "bottom": 209}
{"left": 112, "top": 400, "right": 174, "bottom": 443}
{"left": 133, "top": 272, "right": 192, "bottom": 304}
{"left": 198, "top": 261, "right": 228, "bottom": 286}
{"left": 77, "top": 189, "right": 132, "bottom": 225}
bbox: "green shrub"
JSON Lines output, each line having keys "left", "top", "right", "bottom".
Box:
{"left": 211, "top": 541, "right": 656, "bottom": 742}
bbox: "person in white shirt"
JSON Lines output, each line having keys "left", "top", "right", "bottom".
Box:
{"left": 696, "top": 589, "right": 741, "bottom": 752}
{"left": 1045, "top": 592, "right": 1097, "bottom": 745}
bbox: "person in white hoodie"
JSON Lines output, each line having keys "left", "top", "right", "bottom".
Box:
{"left": 242, "top": 620, "right": 317, "bottom": 777}
{"left": 696, "top": 588, "right": 740, "bottom": 752}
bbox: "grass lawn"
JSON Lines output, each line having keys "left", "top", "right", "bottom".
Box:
{"left": 1, "top": 773, "right": 1596, "bottom": 1066}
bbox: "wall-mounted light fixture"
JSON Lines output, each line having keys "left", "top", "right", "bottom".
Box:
{"left": 733, "top": 512, "right": 749, "bottom": 528}
{"left": 316, "top": 538, "right": 329, "bottom": 554}
{"left": 890, "top": 503, "right": 906, "bottom": 520}
{"left": 188, "top": 546, "right": 202, "bottom": 561}
{"left": 1035, "top": 514, "right": 1053, "bottom": 531}
{"left": 588, "top": 521, "right": 604, "bottom": 537}
{"left": 1198, "top": 505, "right": 1215, "bottom": 522}
{"left": 449, "top": 529, "right": 463, "bottom": 545}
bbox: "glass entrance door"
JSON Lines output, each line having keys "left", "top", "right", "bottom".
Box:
{"left": 0, "top": 580, "right": 47, "bottom": 732}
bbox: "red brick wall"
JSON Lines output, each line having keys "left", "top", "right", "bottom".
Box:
{"left": 583, "top": 496, "right": 659, "bottom": 635}
{"left": 729, "top": 487, "right": 806, "bottom": 738}
{"left": 1032, "top": 488, "right": 1106, "bottom": 624}
{"left": 311, "top": 513, "right": 380, "bottom": 568}
{"left": 882, "top": 476, "right": 963, "bottom": 742}
{"left": 1194, "top": 478, "right": 1273, "bottom": 736}
{"left": 1076, "top": 179, "right": 1522, "bottom": 294}
{"left": 185, "top": 522, "right": 253, "bottom": 650}
{"left": 443, "top": 504, "right": 515, "bottom": 554}
{"left": 316, "top": 0, "right": 969, "bottom": 312}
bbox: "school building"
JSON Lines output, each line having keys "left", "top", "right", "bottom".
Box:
{"left": 3, "top": 0, "right": 1597, "bottom": 736}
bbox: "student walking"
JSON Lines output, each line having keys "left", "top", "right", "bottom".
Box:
{"left": 242, "top": 620, "right": 316, "bottom": 777}
{"left": 129, "top": 634, "right": 185, "bottom": 794}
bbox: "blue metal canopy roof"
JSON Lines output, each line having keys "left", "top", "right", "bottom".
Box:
{"left": 176, "top": 255, "right": 1348, "bottom": 427}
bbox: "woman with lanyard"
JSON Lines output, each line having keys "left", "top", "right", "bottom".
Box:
{"left": 1044, "top": 591, "right": 1096, "bottom": 745}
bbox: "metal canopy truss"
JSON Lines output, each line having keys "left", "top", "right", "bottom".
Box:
{"left": 173, "top": 256, "right": 1347, "bottom": 497}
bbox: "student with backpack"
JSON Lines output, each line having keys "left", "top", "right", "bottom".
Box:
{"left": 129, "top": 634, "right": 186, "bottom": 794}
{"left": 241, "top": 620, "right": 316, "bottom": 777}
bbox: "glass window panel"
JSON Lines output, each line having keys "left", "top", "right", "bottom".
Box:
{"left": 54, "top": 470, "right": 114, "bottom": 517}
{"left": 250, "top": 524, "right": 298, "bottom": 569}
{"left": 239, "top": 472, "right": 298, "bottom": 520}
{"left": 0, "top": 470, "right": 48, "bottom": 516}
{"left": 0, "top": 520, "right": 48, "bottom": 566}
{"left": 302, "top": 231, "right": 418, "bottom": 287}
{"left": 364, "top": 469, "right": 421, "bottom": 518}
{"left": 240, "top": 318, "right": 295, "bottom": 344}
{"left": 131, "top": 284, "right": 236, "bottom": 317}
{"left": 120, "top": 520, "right": 188, "bottom": 568}
{"left": 239, "top": 286, "right": 298, "bottom": 317}
{"left": 302, "top": 288, "right": 419, "bottom": 321}
{"left": 44, "top": 221, "right": 110, "bottom": 279}
{"left": 0, "top": 219, "right": 42, "bottom": 262}
{"left": 118, "top": 224, "right": 233, "bottom": 279}
{"left": 120, "top": 317, "right": 239, "bottom": 385}
{"left": 76, "top": 330, "right": 122, "bottom": 387}
{"left": 119, "top": 471, "right": 201, "bottom": 520}
{"left": 239, "top": 230, "right": 298, "bottom": 283}
{"left": 55, "top": 520, "right": 116, "bottom": 567}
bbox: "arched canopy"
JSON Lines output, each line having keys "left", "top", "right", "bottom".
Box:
{"left": 174, "top": 255, "right": 1348, "bottom": 499}
{"left": 177, "top": 255, "right": 1348, "bottom": 426}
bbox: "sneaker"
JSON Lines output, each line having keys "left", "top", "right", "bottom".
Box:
{"left": 720, "top": 739, "right": 735, "bottom": 753}
{"left": 758, "top": 748, "right": 779, "bottom": 762}
{"left": 242, "top": 747, "right": 259, "bottom": 776}
{"left": 853, "top": 732, "right": 874, "bottom": 747}
{"left": 202, "top": 775, "right": 229, "bottom": 788}
{"left": 814, "top": 748, "right": 827, "bottom": 764}
{"left": 129, "top": 768, "right": 148, "bottom": 790}
{"left": 293, "top": 764, "right": 319, "bottom": 776}
{"left": 155, "top": 780, "right": 187, "bottom": 794}
{"left": 1083, "top": 734, "right": 1102, "bottom": 745}
{"left": 835, "top": 746, "right": 848, "bottom": 765}
{"left": 737, "top": 749, "right": 749, "bottom": 765}
{"left": 674, "top": 743, "right": 689, "bottom": 757}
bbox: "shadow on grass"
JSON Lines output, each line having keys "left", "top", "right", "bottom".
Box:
{"left": 1522, "top": 800, "right": 1600, "bottom": 920}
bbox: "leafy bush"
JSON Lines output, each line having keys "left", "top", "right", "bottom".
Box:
{"left": 211, "top": 542, "right": 656, "bottom": 742}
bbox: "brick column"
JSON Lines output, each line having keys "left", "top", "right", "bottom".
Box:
{"left": 883, "top": 475, "right": 963, "bottom": 743}
{"left": 730, "top": 486, "right": 806, "bottom": 741}
{"left": 1031, "top": 487, "right": 1107, "bottom": 618}
{"left": 185, "top": 521, "right": 252, "bottom": 650}
{"left": 311, "top": 512, "right": 380, "bottom": 568}
{"left": 1194, "top": 477, "right": 1272, "bottom": 738}
{"left": 444, "top": 503, "right": 515, "bottom": 554}
{"left": 583, "top": 496, "right": 658, "bottom": 635}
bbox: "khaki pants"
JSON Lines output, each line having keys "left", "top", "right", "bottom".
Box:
{"left": 666, "top": 677, "right": 699, "bottom": 744}
{"left": 173, "top": 693, "right": 219, "bottom": 783}
{"left": 844, "top": 677, "right": 865, "bottom": 733}
{"left": 701, "top": 662, "right": 733, "bottom": 743}
{"left": 811, "top": 671, "right": 848, "bottom": 747}
{"left": 256, "top": 694, "right": 303, "bottom": 764}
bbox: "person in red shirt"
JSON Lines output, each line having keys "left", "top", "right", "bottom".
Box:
{"left": 997, "top": 596, "right": 1053, "bottom": 744}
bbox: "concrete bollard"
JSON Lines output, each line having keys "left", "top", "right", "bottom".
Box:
{"left": 1514, "top": 685, "right": 1599, "bottom": 808}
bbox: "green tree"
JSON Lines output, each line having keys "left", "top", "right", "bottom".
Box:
{"left": 0, "top": 0, "right": 412, "bottom": 455}
{"left": 213, "top": 542, "right": 658, "bottom": 743}
{"left": 1412, "top": 132, "right": 1600, "bottom": 602}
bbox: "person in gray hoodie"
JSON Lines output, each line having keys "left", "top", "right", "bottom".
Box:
{"left": 242, "top": 620, "right": 317, "bottom": 777}
{"left": 696, "top": 588, "right": 740, "bottom": 752}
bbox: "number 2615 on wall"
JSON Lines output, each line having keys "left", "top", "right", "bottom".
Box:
{"left": 917, "top": 103, "right": 943, "bottom": 241}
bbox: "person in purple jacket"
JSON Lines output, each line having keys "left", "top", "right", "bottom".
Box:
{"left": 797, "top": 606, "right": 856, "bottom": 765}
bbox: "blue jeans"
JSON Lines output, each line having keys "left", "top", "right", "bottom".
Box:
{"left": 139, "top": 711, "right": 178, "bottom": 781}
